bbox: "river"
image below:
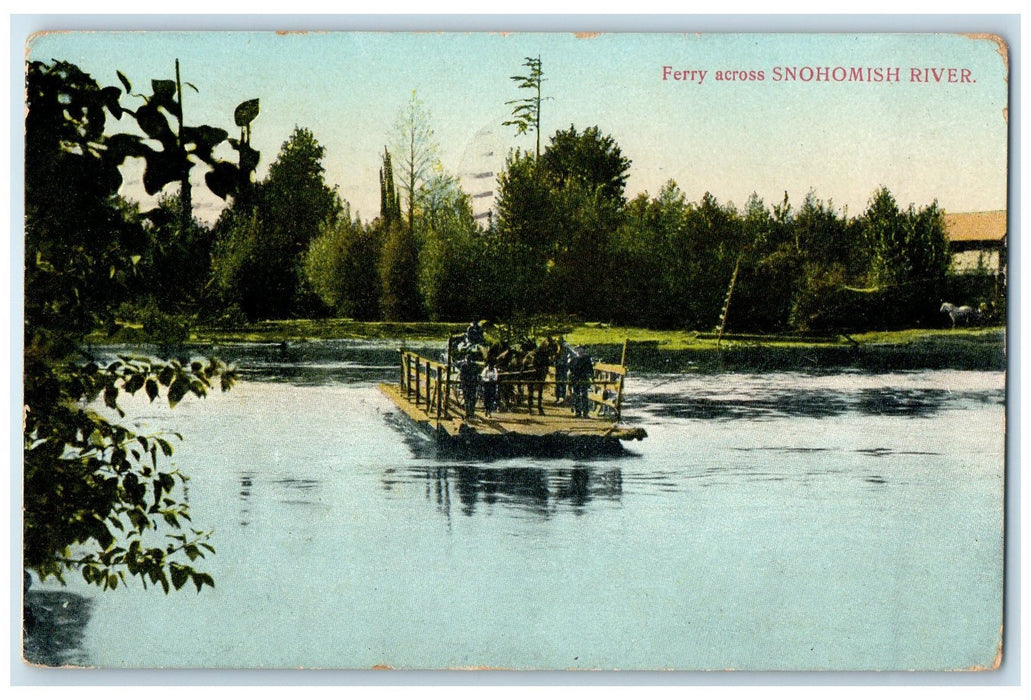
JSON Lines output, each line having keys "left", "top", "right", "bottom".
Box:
{"left": 23, "top": 340, "right": 1006, "bottom": 671}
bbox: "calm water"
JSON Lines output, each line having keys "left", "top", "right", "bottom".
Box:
{"left": 24, "top": 341, "right": 1005, "bottom": 670}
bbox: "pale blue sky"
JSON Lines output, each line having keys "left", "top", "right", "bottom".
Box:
{"left": 27, "top": 30, "right": 1009, "bottom": 222}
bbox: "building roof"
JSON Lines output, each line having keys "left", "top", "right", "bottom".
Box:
{"left": 944, "top": 210, "right": 1007, "bottom": 244}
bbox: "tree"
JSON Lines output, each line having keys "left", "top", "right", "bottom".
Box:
{"left": 660, "top": 191, "right": 744, "bottom": 330}
{"left": 304, "top": 208, "right": 383, "bottom": 320}
{"left": 503, "top": 55, "right": 548, "bottom": 159}
{"left": 379, "top": 220, "right": 423, "bottom": 321}
{"left": 727, "top": 193, "right": 801, "bottom": 332}
{"left": 864, "top": 186, "right": 950, "bottom": 289}
{"left": 24, "top": 59, "right": 251, "bottom": 593}
{"left": 540, "top": 125, "right": 630, "bottom": 205}
{"left": 393, "top": 91, "right": 438, "bottom": 235}
{"left": 135, "top": 193, "right": 214, "bottom": 315}
{"left": 415, "top": 172, "right": 481, "bottom": 321}
{"left": 213, "top": 126, "right": 342, "bottom": 319}
{"left": 493, "top": 150, "right": 553, "bottom": 312}
{"left": 379, "top": 147, "right": 402, "bottom": 227}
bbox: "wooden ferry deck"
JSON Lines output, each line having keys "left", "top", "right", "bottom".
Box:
{"left": 379, "top": 345, "right": 647, "bottom": 454}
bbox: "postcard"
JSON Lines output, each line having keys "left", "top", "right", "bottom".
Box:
{"left": 21, "top": 28, "right": 1009, "bottom": 672}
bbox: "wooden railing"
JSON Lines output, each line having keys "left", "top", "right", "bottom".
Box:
{"left": 586, "top": 362, "right": 627, "bottom": 420}
{"left": 400, "top": 350, "right": 461, "bottom": 421}
{"left": 399, "top": 340, "right": 630, "bottom": 421}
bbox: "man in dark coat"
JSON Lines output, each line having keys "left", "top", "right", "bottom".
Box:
{"left": 465, "top": 320, "right": 486, "bottom": 348}
{"left": 568, "top": 347, "right": 594, "bottom": 418}
{"left": 458, "top": 357, "right": 481, "bottom": 420}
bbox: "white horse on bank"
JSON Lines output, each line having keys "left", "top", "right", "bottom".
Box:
{"left": 940, "top": 302, "right": 979, "bottom": 328}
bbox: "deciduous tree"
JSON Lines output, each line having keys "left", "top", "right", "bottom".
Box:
{"left": 393, "top": 91, "right": 438, "bottom": 235}
{"left": 213, "top": 126, "right": 342, "bottom": 319}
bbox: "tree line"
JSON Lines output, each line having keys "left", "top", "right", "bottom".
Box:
{"left": 104, "top": 57, "right": 1001, "bottom": 339}
{"left": 156, "top": 122, "right": 998, "bottom": 336}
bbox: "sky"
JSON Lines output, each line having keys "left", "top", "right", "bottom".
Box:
{"left": 25, "top": 30, "right": 1010, "bottom": 223}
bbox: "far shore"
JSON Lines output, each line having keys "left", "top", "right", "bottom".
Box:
{"left": 93, "top": 320, "right": 1007, "bottom": 373}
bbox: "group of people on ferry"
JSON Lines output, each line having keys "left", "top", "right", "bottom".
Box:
{"left": 452, "top": 321, "right": 595, "bottom": 420}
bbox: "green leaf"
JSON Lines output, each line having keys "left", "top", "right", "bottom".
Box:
{"left": 234, "top": 98, "right": 260, "bottom": 127}
{"left": 103, "top": 384, "right": 119, "bottom": 410}
{"left": 155, "top": 438, "right": 173, "bottom": 457}
{"left": 134, "top": 103, "right": 174, "bottom": 143}
{"left": 204, "top": 162, "right": 238, "bottom": 201}
{"left": 100, "top": 85, "right": 123, "bottom": 119}
{"left": 89, "top": 429, "right": 106, "bottom": 448}
{"left": 151, "top": 79, "right": 176, "bottom": 100}
{"left": 159, "top": 472, "right": 176, "bottom": 492}
{"left": 170, "top": 565, "right": 189, "bottom": 591}
{"left": 145, "top": 378, "right": 159, "bottom": 402}
{"left": 191, "top": 572, "right": 215, "bottom": 592}
{"left": 142, "top": 150, "right": 186, "bottom": 196}
{"left": 116, "top": 70, "right": 133, "bottom": 93}
{"left": 128, "top": 506, "right": 151, "bottom": 532}
{"left": 235, "top": 142, "right": 260, "bottom": 174}
{"left": 168, "top": 378, "right": 189, "bottom": 408}
{"left": 183, "top": 125, "right": 228, "bottom": 153}
{"left": 105, "top": 133, "right": 149, "bottom": 166}
{"left": 123, "top": 374, "right": 145, "bottom": 395}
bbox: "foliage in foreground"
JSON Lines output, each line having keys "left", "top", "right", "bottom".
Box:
{"left": 25, "top": 58, "right": 255, "bottom": 592}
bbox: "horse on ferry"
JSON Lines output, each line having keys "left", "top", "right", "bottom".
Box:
{"left": 517, "top": 337, "right": 560, "bottom": 416}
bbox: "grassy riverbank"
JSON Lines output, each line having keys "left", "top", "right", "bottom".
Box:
{"left": 182, "top": 318, "right": 1000, "bottom": 347}
{"left": 170, "top": 319, "right": 1005, "bottom": 373}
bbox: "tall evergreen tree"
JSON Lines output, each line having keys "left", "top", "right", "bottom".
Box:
{"left": 503, "top": 55, "right": 548, "bottom": 159}
{"left": 379, "top": 147, "right": 401, "bottom": 227}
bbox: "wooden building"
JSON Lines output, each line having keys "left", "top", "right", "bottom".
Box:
{"left": 944, "top": 210, "right": 1007, "bottom": 276}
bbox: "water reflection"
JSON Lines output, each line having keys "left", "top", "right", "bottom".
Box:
{"left": 239, "top": 471, "right": 255, "bottom": 527}
{"left": 395, "top": 465, "right": 623, "bottom": 519}
{"left": 636, "top": 390, "right": 850, "bottom": 420}
{"left": 633, "top": 385, "right": 1004, "bottom": 421}
{"left": 270, "top": 477, "right": 322, "bottom": 507}
{"left": 235, "top": 471, "right": 326, "bottom": 521}
{"left": 23, "top": 589, "right": 94, "bottom": 667}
